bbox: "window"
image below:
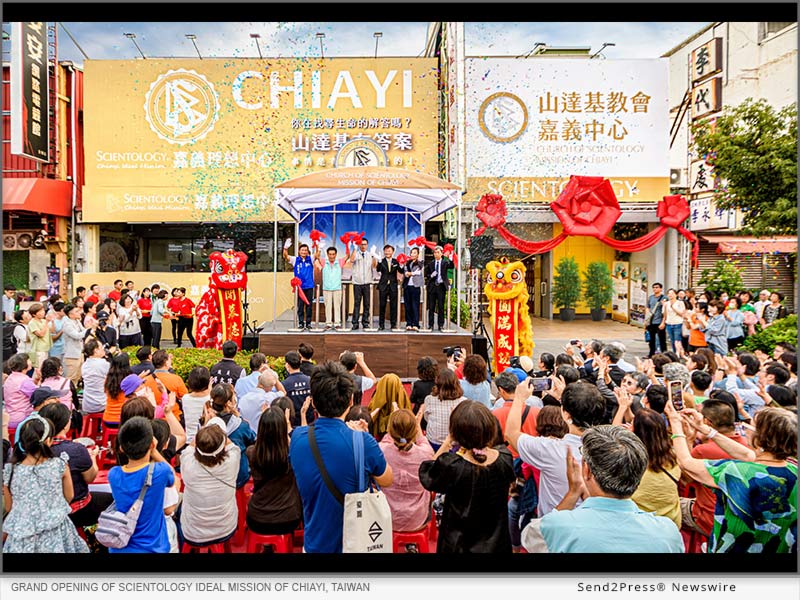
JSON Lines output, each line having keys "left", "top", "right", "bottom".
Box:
{"left": 759, "top": 22, "right": 795, "bottom": 42}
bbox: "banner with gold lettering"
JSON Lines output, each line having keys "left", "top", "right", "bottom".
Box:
{"left": 484, "top": 259, "right": 534, "bottom": 374}
{"left": 492, "top": 299, "right": 518, "bottom": 373}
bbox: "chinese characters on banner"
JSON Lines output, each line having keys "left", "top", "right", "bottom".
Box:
{"left": 629, "top": 264, "right": 648, "bottom": 328}
{"left": 218, "top": 288, "right": 243, "bottom": 347}
{"left": 691, "top": 38, "right": 723, "bottom": 84}
{"left": 611, "top": 261, "right": 630, "bottom": 324}
{"left": 690, "top": 159, "right": 716, "bottom": 194}
{"left": 689, "top": 197, "right": 735, "bottom": 231}
{"left": 10, "top": 22, "right": 50, "bottom": 162}
{"left": 493, "top": 298, "right": 518, "bottom": 373}
{"left": 690, "top": 78, "right": 722, "bottom": 120}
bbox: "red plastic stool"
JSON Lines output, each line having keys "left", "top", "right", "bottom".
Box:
{"left": 182, "top": 540, "right": 231, "bottom": 553}
{"left": 92, "top": 469, "right": 110, "bottom": 486}
{"left": 393, "top": 526, "right": 431, "bottom": 553}
{"left": 97, "top": 426, "right": 119, "bottom": 469}
{"left": 234, "top": 480, "right": 254, "bottom": 546}
{"left": 245, "top": 531, "right": 293, "bottom": 554}
{"left": 80, "top": 413, "right": 104, "bottom": 442}
{"left": 7, "top": 427, "right": 16, "bottom": 445}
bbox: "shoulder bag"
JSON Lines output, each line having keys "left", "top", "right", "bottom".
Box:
{"left": 308, "top": 425, "right": 392, "bottom": 553}
{"left": 95, "top": 462, "right": 155, "bottom": 549}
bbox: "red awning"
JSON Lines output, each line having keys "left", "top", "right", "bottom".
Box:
{"left": 2, "top": 178, "right": 73, "bottom": 218}
{"left": 701, "top": 235, "right": 797, "bottom": 254}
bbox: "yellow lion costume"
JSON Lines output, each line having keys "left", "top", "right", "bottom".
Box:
{"left": 484, "top": 258, "right": 534, "bottom": 373}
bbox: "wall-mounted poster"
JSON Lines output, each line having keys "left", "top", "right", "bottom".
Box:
{"left": 629, "top": 263, "right": 648, "bottom": 328}
{"left": 611, "top": 261, "right": 629, "bottom": 323}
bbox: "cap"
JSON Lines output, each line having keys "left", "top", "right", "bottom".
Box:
{"left": 506, "top": 367, "right": 529, "bottom": 384}
{"left": 120, "top": 374, "right": 145, "bottom": 396}
{"left": 518, "top": 356, "right": 535, "bottom": 374}
{"left": 205, "top": 416, "right": 227, "bottom": 434}
{"left": 96, "top": 310, "right": 110, "bottom": 320}
{"left": 30, "top": 386, "right": 70, "bottom": 408}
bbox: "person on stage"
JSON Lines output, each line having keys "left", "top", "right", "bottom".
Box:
{"left": 376, "top": 245, "right": 402, "bottom": 331}
{"left": 424, "top": 245, "right": 452, "bottom": 332}
{"left": 283, "top": 239, "right": 316, "bottom": 331}
{"left": 348, "top": 238, "right": 378, "bottom": 330}
{"left": 315, "top": 244, "right": 351, "bottom": 331}
{"left": 403, "top": 247, "right": 424, "bottom": 331}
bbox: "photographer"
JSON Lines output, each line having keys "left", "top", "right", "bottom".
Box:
{"left": 87, "top": 310, "right": 119, "bottom": 356}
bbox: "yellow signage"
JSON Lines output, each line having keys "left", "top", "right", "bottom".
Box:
{"left": 83, "top": 58, "right": 440, "bottom": 223}
{"left": 465, "top": 176, "right": 670, "bottom": 203}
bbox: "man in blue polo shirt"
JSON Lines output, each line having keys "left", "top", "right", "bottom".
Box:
{"left": 289, "top": 361, "right": 393, "bottom": 553}
{"left": 284, "top": 239, "right": 316, "bottom": 330}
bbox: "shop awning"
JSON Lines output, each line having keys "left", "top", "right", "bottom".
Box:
{"left": 274, "top": 166, "right": 461, "bottom": 222}
{"left": 701, "top": 235, "right": 798, "bottom": 254}
{"left": 2, "top": 178, "right": 73, "bottom": 218}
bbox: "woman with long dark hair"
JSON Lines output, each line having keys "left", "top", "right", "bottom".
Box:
{"left": 138, "top": 287, "right": 153, "bottom": 347}
{"left": 631, "top": 408, "right": 682, "bottom": 529}
{"left": 245, "top": 406, "right": 303, "bottom": 535}
{"left": 103, "top": 353, "right": 133, "bottom": 427}
{"left": 410, "top": 356, "right": 438, "bottom": 415}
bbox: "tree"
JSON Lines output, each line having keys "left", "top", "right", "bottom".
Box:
{"left": 691, "top": 99, "right": 797, "bottom": 237}
{"left": 697, "top": 260, "right": 744, "bottom": 298}
{"left": 583, "top": 261, "right": 614, "bottom": 310}
{"left": 552, "top": 256, "right": 581, "bottom": 310}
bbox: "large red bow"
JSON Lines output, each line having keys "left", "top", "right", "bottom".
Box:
{"left": 474, "top": 193, "right": 507, "bottom": 235}
{"left": 551, "top": 176, "right": 621, "bottom": 238}
{"left": 290, "top": 277, "right": 310, "bottom": 305}
{"left": 339, "top": 231, "right": 365, "bottom": 250}
{"left": 309, "top": 229, "right": 326, "bottom": 250}
{"left": 409, "top": 236, "right": 436, "bottom": 250}
{"left": 396, "top": 253, "right": 409, "bottom": 266}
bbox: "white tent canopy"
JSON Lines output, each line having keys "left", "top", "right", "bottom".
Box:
{"left": 274, "top": 166, "right": 461, "bottom": 222}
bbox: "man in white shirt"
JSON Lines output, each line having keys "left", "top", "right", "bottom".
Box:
{"left": 235, "top": 352, "right": 282, "bottom": 398}
{"left": 12, "top": 310, "right": 30, "bottom": 355}
{"left": 505, "top": 380, "right": 606, "bottom": 517}
{"left": 753, "top": 289, "right": 771, "bottom": 320}
{"left": 348, "top": 238, "right": 378, "bottom": 330}
{"left": 238, "top": 371, "right": 281, "bottom": 429}
{"left": 3, "top": 285, "right": 17, "bottom": 321}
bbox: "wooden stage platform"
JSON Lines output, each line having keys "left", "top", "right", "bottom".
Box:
{"left": 258, "top": 329, "right": 474, "bottom": 378}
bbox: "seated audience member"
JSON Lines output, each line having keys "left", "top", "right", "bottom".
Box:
{"left": 204, "top": 383, "right": 256, "bottom": 489}
{"left": 378, "top": 408, "right": 434, "bottom": 537}
{"left": 367, "top": 373, "right": 412, "bottom": 438}
{"left": 3, "top": 353, "right": 37, "bottom": 429}
{"left": 667, "top": 403, "right": 797, "bottom": 553}
{"left": 131, "top": 346, "right": 154, "bottom": 375}
{"left": 238, "top": 371, "right": 281, "bottom": 430}
{"left": 505, "top": 381, "right": 606, "bottom": 517}
{"left": 183, "top": 366, "right": 212, "bottom": 443}
{"left": 345, "top": 405, "right": 374, "bottom": 431}
{"left": 459, "top": 354, "right": 492, "bottom": 409}
{"left": 678, "top": 400, "right": 747, "bottom": 537}
{"left": 245, "top": 407, "right": 303, "bottom": 536}
{"left": 767, "top": 384, "right": 796, "bottom": 409}
{"left": 642, "top": 384, "right": 669, "bottom": 414}
{"left": 289, "top": 361, "right": 392, "bottom": 553}
{"left": 521, "top": 425, "right": 684, "bottom": 553}
{"left": 410, "top": 356, "right": 439, "bottom": 415}
{"left": 618, "top": 372, "right": 649, "bottom": 414}
{"left": 686, "top": 353, "right": 708, "bottom": 374}
{"left": 773, "top": 341, "right": 796, "bottom": 361}
{"left": 81, "top": 338, "right": 110, "bottom": 414}
{"left": 298, "top": 342, "right": 315, "bottom": 377}
{"left": 152, "top": 350, "right": 187, "bottom": 419}
{"left": 534, "top": 353, "right": 555, "bottom": 377}
{"left": 179, "top": 419, "right": 240, "bottom": 547}
{"left": 777, "top": 352, "right": 796, "bottom": 389}
{"left": 210, "top": 340, "right": 246, "bottom": 386}
{"left": 689, "top": 370, "right": 713, "bottom": 404}
{"left": 271, "top": 396, "right": 295, "bottom": 427}
{"left": 599, "top": 344, "right": 627, "bottom": 386}
{"left": 423, "top": 369, "right": 467, "bottom": 450}
{"left": 40, "top": 357, "right": 79, "bottom": 412}
{"left": 555, "top": 353, "right": 574, "bottom": 368}
{"left": 631, "top": 408, "right": 682, "bottom": 529}
{"left": 103, "top": 355, "right": 135, "bottom": 427}
{"left": 234, "top": 353, "right": 278, "bottom": 398}
{"left": 107, "top": 416, "right": 175, "bottom": 553}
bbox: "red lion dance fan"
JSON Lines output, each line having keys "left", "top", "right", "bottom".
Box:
{"left": 196, "top": 249, "right": 249, "bottom": 349}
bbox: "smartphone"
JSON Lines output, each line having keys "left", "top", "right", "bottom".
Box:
{"left": 569, "top": 339, "right": 580, "bottom": 346}
{"left": 528, "top": 377, "right": 553, "bottom": 392}
{"left": 669, "top": 380, "right": 684, "bottom": 410}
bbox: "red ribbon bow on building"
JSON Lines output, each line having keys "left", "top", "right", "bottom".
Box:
{"left": 290, "top": 277, "right": 310, "bottom": 305}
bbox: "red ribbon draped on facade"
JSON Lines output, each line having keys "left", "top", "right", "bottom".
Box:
{"left": 474, "top": 177, "right": 699, "bottom": 267}
{"left": 291, "top": 277, "right": 310, "bottom": 305}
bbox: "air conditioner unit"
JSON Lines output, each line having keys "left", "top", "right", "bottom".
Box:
{"left": 2, "top": 232, "right": 38, "bottom": 250}
{"left": 670, "top": 168, "right": 686, "bottom": 188}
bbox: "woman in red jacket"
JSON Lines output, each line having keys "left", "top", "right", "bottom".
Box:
{"left": 166, "top": 288, "right": 182, "bottom": 346}
{"left": 137, "top": 287, "right": 153, "bottom": 346}
{"left": 176, "top": 287, "right": 197, "bottom": 348}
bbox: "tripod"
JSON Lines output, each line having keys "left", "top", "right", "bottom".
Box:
{"left": 241, "top": 286, "right": 260, "bottom": 336}
{"left": 472, "top": 305, "right": 493, "bottom": 349}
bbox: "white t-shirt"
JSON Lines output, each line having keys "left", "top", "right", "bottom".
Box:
{"left": 516, "top": 433, "right": 584, "bottom": 517}
{"left": 13, "top": 323, "right": 28, "bottom": 354}
{"left": 81, "top": 357, "right": 110, "bottom": 413}
{"left": 183, "top": 393, "right": 210, "bottom": 443}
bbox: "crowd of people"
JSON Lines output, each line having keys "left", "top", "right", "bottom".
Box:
{"left": 1, "top": 278, "right": 797, "bottom": 555}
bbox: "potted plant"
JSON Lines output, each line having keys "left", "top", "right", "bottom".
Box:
{"left": 583, "top": 261, "right": 614, "bottom": 321}
{"left": 552, "top": 256, "right": 581, "bottom": 321}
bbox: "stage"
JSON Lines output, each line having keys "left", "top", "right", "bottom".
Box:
{"left": 258, "top": 311, "right": 474, "bottom": 378}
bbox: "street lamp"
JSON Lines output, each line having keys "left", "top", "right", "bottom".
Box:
{"left": 250, "top": 33, "right": 263, "bottom": 59}
{"left": 316, "top": 32, "right": 325, "bottom": 59}
{"left": 123, "top": 32, "right": 146, "bottom": 59}
{"left": 186, "top": 34, "right": 202, "bottom": 59}
{"left": 373, "top": 32, "right": 383, "bottom": 58}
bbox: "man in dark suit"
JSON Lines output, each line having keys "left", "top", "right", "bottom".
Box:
{"left": 424, "top": 245, "right": 452, "bottom": 331}
{"left": 376, "top": 244, "right": 402, "bottom": 330}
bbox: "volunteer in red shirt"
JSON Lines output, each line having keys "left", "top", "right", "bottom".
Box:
{"left": 107, "top": 279, "right": 124, "bottom": 302}
{"left": 175, "top": 287, "right": 197, "bottom": 348}
{"left": 138, "top": 287, "right": 154, "bottom": 347}
{"left": 166, "top": 288, "right": 182, "bottom": 346}
{"left": 85, "top": 283, "right": 101, "bottom": 305}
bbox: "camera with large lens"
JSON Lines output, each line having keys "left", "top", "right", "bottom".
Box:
{"left": 443, "top": 346, "right": 464, "bottom": 359}
{"left": 509, "top": 355, "right": 522, "bottom": 370}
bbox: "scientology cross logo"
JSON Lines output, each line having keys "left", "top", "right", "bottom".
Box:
{"left": 144, "top": 69, "right": 220, "bottom": 145}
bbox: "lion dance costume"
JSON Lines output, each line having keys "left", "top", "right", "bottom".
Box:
{"left": 483, "top": 258, "right": 534, "bottom": 374}
{"left": 195, "top": 249, "right": 248, "bottom": 349}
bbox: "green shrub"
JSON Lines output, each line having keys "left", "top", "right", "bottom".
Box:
{"left": 123, "top": 347, "right": 287, "bottom": 381}
{"left": 552, "top": 256, "right": 581, "bottom": 310}
{"left": 583, "top": 261, "right": 614, "bottom": 310}
{"left": 698, "top": 260, "right": 744, "bottom": 297}
{"left": 446, "top": 292, "right": 472, "bottom": 330}
{"left": 739, "top": 314, "right": 798, "bottom": 354}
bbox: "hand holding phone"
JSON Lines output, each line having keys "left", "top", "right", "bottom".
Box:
{"left": 528, "top": 376, "right": 552, "bottom": 393}
{"left": 668, "top": 380, "right": 684, "bottom": 411}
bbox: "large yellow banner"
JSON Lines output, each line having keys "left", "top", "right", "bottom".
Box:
{"left": 83, "top": 58, "right": 439, "bottom": 223}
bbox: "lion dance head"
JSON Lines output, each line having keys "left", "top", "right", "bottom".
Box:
{"left": 209, "top": 249, "right": 248, "bottom": 290}
{"left": 483, "top": 258, "right": 534, "bottom": 365}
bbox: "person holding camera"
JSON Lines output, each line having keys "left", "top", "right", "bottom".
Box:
{"left": 88, "top": 310, "right": 119, "bottom": 356}
{"left": 425, "top": 246, "right": 453, "bottom": 332}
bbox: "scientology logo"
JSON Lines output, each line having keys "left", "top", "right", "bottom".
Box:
{"left": 144, "top": 69, "right": 220, "bottom": 145}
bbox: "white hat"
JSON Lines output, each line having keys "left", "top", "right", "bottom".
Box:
{"left": 205, "top": 416, "right": 227, "bottom": 434}
{"left": 518, "top": 356, "right": 535, "bottom": 374}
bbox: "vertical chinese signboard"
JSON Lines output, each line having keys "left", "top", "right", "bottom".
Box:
{"left": 492, "top": 298, "right": 519, "bottom": 374}
{"left": 10, "top": 22, "right": 50, "bottom": 162}
{"left": 629, "top": 263, "right": 648, "bottom": 328}
{"left": 611, "top": 261, "right": 630, "bottom": 323}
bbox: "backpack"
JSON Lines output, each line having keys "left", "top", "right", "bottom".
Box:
{"left": 3, "top": 321, "right": 19, "bottom": 361}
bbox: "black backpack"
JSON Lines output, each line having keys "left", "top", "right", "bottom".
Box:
{"left": 3, "top": 321, "right": 19, "bottom": 362}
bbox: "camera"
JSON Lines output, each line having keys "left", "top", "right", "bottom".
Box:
{"left": 443, "top": 346, "right": 463, "bottom": 359}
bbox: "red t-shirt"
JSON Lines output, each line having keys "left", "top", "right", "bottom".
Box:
{"left": 166, "top": 298, "right": 182, "bottom": 316}
{"left": 107, "top": 289, "right": 122, "bottom": 301}
{"left": 177, "top": 297, "right": 195, "bottom": 318}
{"left": 137, "top": 297, "right": 152, "bottom": 317}
{"left": 493, "top": 401, "right": 539, "bottom": 459}
{"left": 86, "top": 294, "right": 99, "bottom": 305}
{"left": 689, "top": 433, "right": 748, "bottom": 536}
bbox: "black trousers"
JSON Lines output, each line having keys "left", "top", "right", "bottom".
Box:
{"left": 140, "top": 316, "right": 152, "bottom": 346}
{"left": 404, "top": 285, "right": 421, "bottom": 327}
{"left": 352, "top": 284, "right": 371, "bottom": 326}
{"left": 297, "top": 287, "right": 314, "bottom": 327}
{"left": 68, "top": 491, "right": 114, "bottom": 528}
{"left": 177, "top": 316, "right": 197, "bottom": 347}
{"left": 171, "top": 318, "right": 179, "bottom": 344}
{"left": 378, "top": 285, "right": 398, "bottom": 328}
{"left": 647, "top": 323, "right": 667, "bottom": 357}
{"left": 428, "top": 284, "right": 447, "bottom": 329}
{"left": 151, "top": 322, "right": 163, "bottom": 349}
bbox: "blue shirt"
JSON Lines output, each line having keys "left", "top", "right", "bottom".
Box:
{"left": 49, "top": 316, "right": 66, "bottom": 356}
{"left": 522, "top": 496, "right": 684, "bottom": 553}
{"left": 647, "top": 294, "right": 665, "bottom": 324}
{"left": 460, "top": 379, "right": 492, "bottom": 409}
{"left": 291, "top": 255, "right": 315, "bottom": 289}
{"left": 289, "top": 418, "right": 388, "bottom": 553}
{"left": 108, "top": 462, "right": 174, "bottom": 554}
{"left": 234, "top": 371, "right": 260, "bottom": 398}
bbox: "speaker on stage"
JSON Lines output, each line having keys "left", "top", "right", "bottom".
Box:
{"left": 241, "top": 335, "right": 259, "bottom": 351}
{"left": 471, "top": 335, "right": 489, "bottom": 365}
{"left": 468, "top": 235, "right": 494, "bottom": 270}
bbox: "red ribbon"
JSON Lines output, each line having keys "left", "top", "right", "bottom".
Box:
{"left": 396, "top": 253, "right": 409, "bottom": 266}
{"left": 339, "top": 231, "right": 365, "bottom": 251}
{"left": 409, "top": 235, "right": 436, "bottom": 250}
{"left": 291, "top": 277, "right": 310, "bottom": 305}
{"left": 309, "top": 229, "right": 326, "bottom": 250}
{"left": 442, "top": 243, "right": 459, "bottom": 269}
